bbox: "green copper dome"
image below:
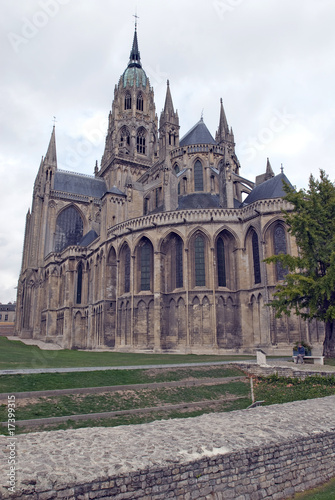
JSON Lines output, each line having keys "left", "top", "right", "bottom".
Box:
{"left": 122, "top": 65, "right": 147, "bottom": 88}
{"left": 122, "top": 28, "right": 147, "bottom": 88}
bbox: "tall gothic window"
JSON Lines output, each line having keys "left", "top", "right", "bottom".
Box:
{"left": 136, "top": 92, "right": 143, "bottom": 111}
{"left": 194, "top": 160, "right": 204, "bottom": 191}
{"left": 274, "top": 224, "right": 287, "bottom": 281}
{"left": 124, "top": 246, "right": 131, "bottom": 293}
{"left": 119, "top": 126, "right": 130, "bottom": 148}
{"left": 252, "top": 230, "right": 261, "bottom": 284}
{"left": 137, "top": 128, "right": 146, "bottom": 154}
{"left": 217, "top": 237, "right": 226, "bottom": 287}
{"left": 124, "top": 92, "right": 131, "bottom": 110}
{"left": 76, "top": 262, "right": 83, "bottom": 304}
{"left": 140, "top": 239, "right": 152, "bottom": 291}
{"left": 176, "top": 237, "right": 183, "bottom": 288}
{"left": 55, "top": 206, "right": 83, "bottom": 253}
{"left": 194, "top": 234, "right": 206, "bottom": 286}
{"left": 174, "top": 165, "right": 181, "bottom": 195}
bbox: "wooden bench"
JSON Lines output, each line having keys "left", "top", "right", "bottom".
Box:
{"left": 292, "top": 355, "right": 324, "bottom": 365}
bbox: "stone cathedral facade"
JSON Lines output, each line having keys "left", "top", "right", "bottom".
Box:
{"left": 15, "top": 28, "right": 324, "bottom": 354}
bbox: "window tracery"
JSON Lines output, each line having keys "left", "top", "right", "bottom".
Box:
{"left": 55, "top": 206, "right": 83, "bottom": 253}
{"left": 194, "top": 160, "right": 204, "bottom": 191}
{"left": 137, "top": 128, "right": 146, "bottom": 154}
{"left": 217, "top": 237, "right": 226, "bottom": 287}
{"left": 252, "top": 230, "right": 261, "bottom": 284}
{"left": 136, "top": 93, "right": 143, "bottom": 111}
{"left": 274, "top": 224, "right": 287, "bottom": 280}
{"left": 194, "top": 234, "right": 206, "bottom": 286}
{"left": 124, "top": 92, "right": 131, "bottom": 110}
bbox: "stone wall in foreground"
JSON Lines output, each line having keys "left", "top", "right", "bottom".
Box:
{"left": 1, "top": 396, "right": 335, "bottom": 499}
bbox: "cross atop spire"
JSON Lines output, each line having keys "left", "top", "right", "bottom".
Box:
{"left": 133, "top": 11, "right": 139, "bottom": 30}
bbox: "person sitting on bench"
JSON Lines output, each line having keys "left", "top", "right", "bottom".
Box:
{"left": 297, "top": 343, "right": 305, "bottom": 364}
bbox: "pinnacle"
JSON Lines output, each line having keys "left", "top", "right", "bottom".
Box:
{"left": 163, "top": 80, "right": 175, "bottom": 115}
{"left": 44, "top": 126, "right": 57, "bottom": 168}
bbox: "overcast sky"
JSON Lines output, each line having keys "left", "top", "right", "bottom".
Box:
{"left": 1, "top": 0, "right": 335, "bottom": 303}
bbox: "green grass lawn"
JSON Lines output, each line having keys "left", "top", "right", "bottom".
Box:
{"left": 0, "top": 337, "right": 254, "bottom": 370}
{"left": 0, "top": 366, "right": 243, "bottom": 393}
{"left": 293, "top": 477, "right": 335, "bottom": 499}
{"left": 254, "top": 374, "right": 335, "bottom": 405}
{"left": 0, "top": 380, "right": 250, "bottom": 423}
{"left": 14, "top": 398, "right": 249, "bottom": 434}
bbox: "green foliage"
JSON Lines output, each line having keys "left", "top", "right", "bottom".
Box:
{"left": 265, "top": 170, "right": 335, "bottom": 356}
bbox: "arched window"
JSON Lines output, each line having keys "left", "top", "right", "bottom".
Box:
{"left": 140, "top": 239, "right": 152, "bottom": 291}
{"left": 175, "top": 236, "right": 183, "bottom": 288}
{"left": 76, "top": 262, "right": 83, "bottom": 304}
{"left": 124, "top": 246, "right": 131, "bottom": 293}
{"left": 119, "top": 126, "right": 130, "bottom": 148}
{"left": 217, "top": 237, "right": 226, "bottom": 287}
{"left": 136, "top": 93, "right": 143, "bottom": 111}
{"left": 252, "top": 230, "right": 261, "bottom": 284}
{"left": 194, "top": 234, "right": 206, "bottom": 286}
{"left": 124, "top": 92, "right": 131, "bottom": 110}
{"left": 137, "top": 128, "right": 146, "bottom": 154}
{"left": 274, "top": 224, "right": 287, "bottom": 280}
{"left": 194, "top": 160, "right": 203, "bottom": 191}
{"left": 55, "top": 206, "right": 83, "bottom": 253}
{"left": 174, "top": 164, "right": 180, "bottom": 175}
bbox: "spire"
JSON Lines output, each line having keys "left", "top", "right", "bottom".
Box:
{"left": 128, "top": 25, "right": 141, "bottom": 68}
{"left": 163, "top": 80, "right": 175, "bottom": 115}
{"left": 266, "top": 157, "right": 274, "bottom": 176}
{"left": 218, "top": 98, "right": 229, "bottom": 136}
{"left": 44, "top": 126, "right": 57, "bottom": 168}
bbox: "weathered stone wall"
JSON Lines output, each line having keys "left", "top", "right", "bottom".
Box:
{"left": 1, "top": 396, "right": 334, "bottom": 499}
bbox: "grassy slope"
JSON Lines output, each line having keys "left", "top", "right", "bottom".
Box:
{"left": 0, "top": 366, "right": 243, "bottom": 393}
{"left": 0, "top": 380, "right": 250, "bottom": 421}
{"left": 0, "top": 337, "right": 253, "bottom": 370}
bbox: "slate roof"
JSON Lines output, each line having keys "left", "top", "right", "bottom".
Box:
{"left": 107, "top": 186, "right": 126, "bottom": 196}
{"left": 242, "top": 172, "right": 293, "bottom": 206}
{"left": 0, "top": 304, "right": 16, "bottom": 311}
{"left": 78, "top": 230, "right": 99, "bottom": 247}
{"left": 180, "top": 119, "right": 216, "bottom": 147}
{"left": 178, "top": 193, "right": 220, "bottom": 209}
{"left": 54, "top": 171, "right": 107, "bottom": 199}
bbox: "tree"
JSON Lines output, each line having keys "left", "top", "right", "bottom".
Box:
{"left": 265, "top": 170, "right": 335, "bottom": 358}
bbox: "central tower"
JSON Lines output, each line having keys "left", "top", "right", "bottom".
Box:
{"left": 100, "top": 26, "right": 158, "bottom": 191}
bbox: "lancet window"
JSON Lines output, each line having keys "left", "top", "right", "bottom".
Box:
{"left": 124, "top": 92, "right": 131, "bottom": 110}
{"left": 137, "top": 128, "right": 146, "bottom": 154}
{"left": 194, "top": 160, "right": 204, "bottom": 191}
{"left": 194, "top": 234, "right": 206, "bottom": 286}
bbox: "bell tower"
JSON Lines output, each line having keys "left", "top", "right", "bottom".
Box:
{"left": 100, "top": 24, "right": 158, "bottom": 191}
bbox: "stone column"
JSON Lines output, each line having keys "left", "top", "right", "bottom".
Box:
{"left": 153, "top": 250, "right": 162, "bottom": 351}
{"left": 210, "top": 247, "right": 218, "bottom": 349}
{"left": 185, "top": 247, "right": 190, "bottom": 349}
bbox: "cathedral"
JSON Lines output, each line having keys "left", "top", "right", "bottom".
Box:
{"left": 14, "top": 27, "right": 324, "bottom": 354}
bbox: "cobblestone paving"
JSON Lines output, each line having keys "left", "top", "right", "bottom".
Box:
{"left": 0, "top": 395, "right": 334, "bottom": 496}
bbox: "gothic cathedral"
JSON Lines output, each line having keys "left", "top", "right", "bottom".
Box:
{"left": 14, "top": 28, "right": 324, "bottom": 354}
